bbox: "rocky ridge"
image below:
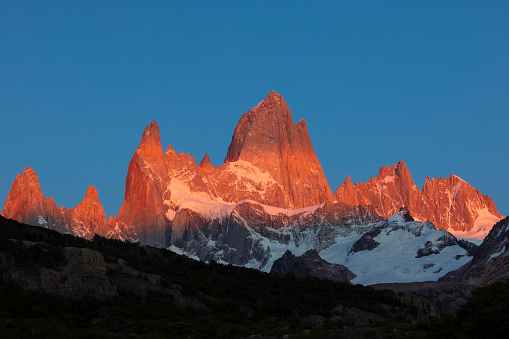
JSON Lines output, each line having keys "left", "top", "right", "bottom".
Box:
{"left": 335, "top": 161, "right": 501, "bottom": 239}
{"left": 1, "top": 168, "right": 112, "bottom": 239}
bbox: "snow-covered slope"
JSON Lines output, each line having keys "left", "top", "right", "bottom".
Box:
{"left": 319, "top": 209, "right": 476, "bottom": 285}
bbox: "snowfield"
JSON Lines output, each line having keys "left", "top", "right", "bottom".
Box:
{"left": 320, "top": 213, "right": 473, "bottom": 285}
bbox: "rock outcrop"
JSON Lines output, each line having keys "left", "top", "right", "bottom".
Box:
{"left": 270, "top": 249, "right": 356, "bottom": 282}
{"left": 335, "top": 161, "right": 423, "bottom": 219}
{"left": 5, "top": 245, "right": 117, "bottom": 299}
{"left": 421, "top": 174, "right": 501, "bottom": 237}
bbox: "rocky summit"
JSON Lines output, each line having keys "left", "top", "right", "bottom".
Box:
{"left": 223, "top": 90, "right": 333, "bottom": 208}
{"left": 335, "top": 161, "right": 501, "bottom": 239}
{"left": 1, "top": 91, "right": 504, "bottom": 284}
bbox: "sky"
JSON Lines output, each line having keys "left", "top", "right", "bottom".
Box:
{"left": 1, "top": 1, "right": 508, "bottom": 217}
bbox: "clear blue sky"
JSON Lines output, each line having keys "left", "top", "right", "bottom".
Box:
{"left": 1, "top": 1, "right": 508, "bottom": 217}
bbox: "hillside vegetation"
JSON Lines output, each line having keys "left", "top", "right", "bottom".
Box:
{"left": 0, "top": 215, "right": 506, "bottom": 338}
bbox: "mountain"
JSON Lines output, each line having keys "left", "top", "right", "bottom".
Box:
{"left": 334, "top": 161, "right": 502, "bottom": 240}
{"left": 1, "top": 91, "right": 501, "bottom": 284}
{"left": 440, "top": 216, "right": 509, "bottom": 286}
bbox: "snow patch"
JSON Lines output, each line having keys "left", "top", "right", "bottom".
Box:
{"left": 384, "top": 176, "right": 395, "bottom": 183}
{"left": 165, "top": 176, "right": 322, "bottom": 221}
{"left": 320, "top": 218, "right": 473, "bottom": 285}
{"left": 37, "top": 215, "right": 48, "bottom": 227}
{"left": 488, "top": 243, "right": 506, "bottom": 262}
{"left": 165, "top": 178, "right": 235, "bottom": 219}
{"left": 226, "top": 160, "right": 278, "bottom": 186}
{"left": 260, "top": 202, "right": 325, "bottom": 217}
{"left": 448, "top": 208, "right": 501, "bottom": 240}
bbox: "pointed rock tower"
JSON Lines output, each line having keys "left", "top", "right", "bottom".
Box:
{"left": 221, "top": 91, "right": 333, "bottom": 208}
{"left": 1, "top": 168, "right": 69, "bottom": 233}
{"left": 67, "top": 186, "right": 108, "bottom": 238}
{"left": 115, "top": 120, "right": 170, "bottom": 246}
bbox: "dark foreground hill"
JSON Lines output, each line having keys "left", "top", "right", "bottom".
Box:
{"left": 0, "top": 215, "right": 507, "bottom": 338}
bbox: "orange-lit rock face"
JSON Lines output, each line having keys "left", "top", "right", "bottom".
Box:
{"left": 222, "top": 91, "right": 333, "bottom": 208}
{"left": 334, "top": 162, "right": 502, "bottom": 235}
{"left": 421, "top": 175, "right": 502, "bottom": 233}
{"left": 335, "top": 161, "right": 423, "bottom": 219}
{"left": 197, "top": 153, "right": 215, "bottom": 175}
{"left": 1, "top": 168, "right": 111, "bottom": 238}
{"left": 1, "top": 168, "right": 69, "bottom": 233}
{"left": 2, "top": 94, "right": 503, "bottom": 245}
{"left": 68, "top": 186, "right": 108, "bottom": 237}
{"left": 165, "top": 146, "right": 211, "bottom": 196}
{"left": 1, "top": 168, "right": 48, "bottom": 226}
{"left": 115, "top": 120, "right": 170, "bottom": 246}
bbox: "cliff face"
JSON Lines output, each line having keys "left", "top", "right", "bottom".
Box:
{"left": 63, "top": 186, "right": 108, "bottom": 238}
{"left": 334, "top": 162, "right": 502, "bottom": 239}
{"left": 421, "top": 175, "right": 502, "bottom": 237}
{"left": 114, "top": 120, "right": 170, "bottom": 246}
{"left": 221, "top": 90, "right": 333, "bottom": 208}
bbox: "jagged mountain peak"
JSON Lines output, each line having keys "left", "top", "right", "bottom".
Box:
{"left": 373, "top": 161, "right": 414, "bottom": 185}
{"left": 165, "top": 144, "right": 176, "bottom": 155}
{"left": 22, "top": 166, "right": 37, "bottom": 177}
{"left": 395, "top": 160, "right": 412, "bottom": 179}
{"left": 1, "top": 94, "right": 504, "bottom": 284}
{"left": 199, "top": 153, "right": 211, "bottom": 167}
{"left": 221, "top": 90, "right": 332, "bottom": 208}
{"left": 70, "top": 185, "right": 108, "bottom": 236}
{"left": 1, "top": 167, "right": 47, "bottom": 225}
{"left": 83, "top": 185, "right": 99, "bottom": 201}
{"left": 15, "top": 167, "right": 42, "bottom": 190}
{"left": 198, "top": 153, "right": 215, "bottom": 174}
{"left": 251, "top": 90, "right": 288, "bottom": 115}
{"left": 1, "top": 168, "right": 111, "bottom": 239}
{"left": 138, "top": 120, "right": 163, "bottom": 159}
{"left": 224, "top": 91, "right": 293, "bottom": 164}
{"left": 345, "top": 175, "right": 353, "bottom": 185}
